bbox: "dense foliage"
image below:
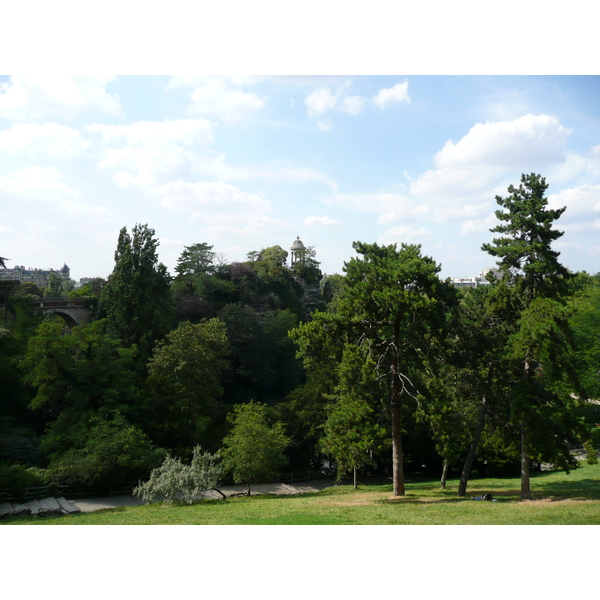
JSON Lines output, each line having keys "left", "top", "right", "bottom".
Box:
{"left": 2, "top": 177, "right": 600, "bottom": 499}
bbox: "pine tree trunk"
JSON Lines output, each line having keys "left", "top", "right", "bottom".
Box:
{"left": 353, "top": 466, "right": 357, "bottom": 490}
{"left": 440, "top": 458, "right": 449, "bottom": 490}
{"left": 391, "top": 402, "right": 405, "bottom": 496}
{"left": 521, "top": 350, "right": 532, "bottom": 500}
{"left": 391, "top": 328, "right": 405, "bottom": 497}
{"left": 458, "top": 393, "right": 488, "bottom": 497}
{"left": 521, "top": 422, "right": 531, "bottom": 500}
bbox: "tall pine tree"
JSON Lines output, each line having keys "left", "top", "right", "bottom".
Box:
{"left": 482, "top": 173, "right": 581, "bottom": 499}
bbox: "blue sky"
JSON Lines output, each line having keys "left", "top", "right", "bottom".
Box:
{"left": 1, "top": 74, "right": 599, "bottom": 281}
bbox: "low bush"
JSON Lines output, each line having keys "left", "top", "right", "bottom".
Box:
{"left": 0, "top": 462, "right": 45, "bottom": 491}
{"left": 134, "top": 446, "right": 223, "bottom": 505}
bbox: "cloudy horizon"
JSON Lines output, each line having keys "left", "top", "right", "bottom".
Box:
{"left": 1, "top": 75, "right": 599, "bottom": 282}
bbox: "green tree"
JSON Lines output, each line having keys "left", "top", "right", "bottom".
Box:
{"left": 321, "top": 273, "right": 346, "bottom": 307}
{"left": 320, "top": 345, "right": 387, "bottom": 488}
{"left": 0, "top": 280, "right": 22, "bottom": 329}
{"left": 68, "top": 278, "right": 106, "bottom": 298}
{"left": 292, "top": 245, "right": 322, "bottom": 283}
{"left": 20, "top": 319, "right": 138, "bottom": 460}
{"left": 221, "top": 401, "right": 290, "bottom": 495}
{"left": 48, "top": 411, "right": 166, "bottom": 491}
{"left": 482, "top": 173, "right": 581, "bottom": 499}
{"left": 44, "top": 272, "right": 64, "bottom": 297}
{"left": 421, "top": 284, "right": 516, "bottom": 494}
{"left": 287, "top": 311, "right": 348, "bottom": 468}
{"left": 567, "top": 272, "right": 600, "bottom": 400}
{"left": 142, "top": 319, "right": 230, "bottom": 454}
{"left": 100, "top": 224, "right": 173, "bottom": 370}
{"left": 217, "top": 303, "right": 273, "bottom": 403}
{"left": 20, "top": 282, "right": 43, "bottom": 297}
{"left": 264, "top": 309, "right": 303, "bottom": 401}
{"left": 336, "top": 241, "right": 457, "bottom": 496}
{"left": 175, "top": 242, "right": 216, "bottom": 279}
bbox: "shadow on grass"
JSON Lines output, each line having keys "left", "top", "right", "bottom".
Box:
{"left": 529, "top": 478, "right": 600, "bottom": 499}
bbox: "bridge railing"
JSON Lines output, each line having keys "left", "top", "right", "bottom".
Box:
{"left": 32, "top": 297, "right": 88, "bottom": 307}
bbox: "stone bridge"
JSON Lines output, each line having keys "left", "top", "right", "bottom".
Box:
{"left": 32, "top": 297, "right": 93, "bottom": 327}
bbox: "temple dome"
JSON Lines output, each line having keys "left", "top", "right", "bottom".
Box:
{"left": 290, "top": 236, "right": 305, "bottom": 251}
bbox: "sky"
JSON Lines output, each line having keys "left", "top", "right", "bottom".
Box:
{"left": 1, "top": 74, "right": 599, "bottom": 282}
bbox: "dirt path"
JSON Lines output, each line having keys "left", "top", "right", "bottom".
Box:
{"left": 71, "top": 479, "right": 337, "bottom": 513}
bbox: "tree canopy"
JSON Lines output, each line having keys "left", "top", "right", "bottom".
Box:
{"left": 221, "top": 401, "right": 290, "bottom": 495}
{"left": 100, "top": 224, "right": 173, "bottom": 370}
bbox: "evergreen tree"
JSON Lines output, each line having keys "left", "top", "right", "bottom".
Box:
{"left": 332, "top": 242, "right": 457, "bottom": 496}
{"left": 320, "top": 344, "right": 387, "bottom": 488}
{"left": 482, "top": 173, "right": 581, "bottom": 499}
{"left": 175, "top": 242, "right": 216, "bottom": 278}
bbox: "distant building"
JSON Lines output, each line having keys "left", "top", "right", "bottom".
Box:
{"left": 450, "top": 268, "right": 501, "bottom": 288}
{"left": 0, "top": 263, "right": 71, "bottom": 288}
{"left": 75, "top": 277, "right": 104, "bottom": 289}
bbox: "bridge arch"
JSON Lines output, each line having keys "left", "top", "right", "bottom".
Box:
{"left": 42, "top": 308, "right": 80, "bottom": 328}
{"left": 32, "top": 298, "right": 92, "bottom": 328}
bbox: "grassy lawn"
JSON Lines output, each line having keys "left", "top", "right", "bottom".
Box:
{"left": 4, "top": 461, "right": 600, "bottom": 525}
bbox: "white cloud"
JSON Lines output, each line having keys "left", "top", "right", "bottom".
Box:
{"left": 373, "top": 81, "right": 410, "bottom": 109}
{"left": 379, "top": 225, "right": 432, "bottom": 245}
{"left": 0, "top": 123, "right": 88, "bottom": 159}
{"left": 187, "top": 78, "right": 264, "bottom": 123}
{"left": 0, "top": 166, "right": 106, "bottom": 220}
{"left": 409, "top": 168, "right": 494, "bottom": 200}
{"left": 592, "top": 144, "right": 600, "bottom": 156}
{"left": 434, "top": 202, "right": 491, "bottom": 222}
{"left": 560, "top": 220, "right": 600, "bottom": 236}
{"left": 203, "top": 214, "right": 295, "bottom": 239}
{"left": 548, "top": 152, "right": 600, "bottom": 185}
{"left": 322, "top": 191, "right": 419, "bottom": 215}
{"left": 84, "top": 119, "right": 215, "bottom": 188}
{"left": 435, "top": 114, "right": 570, "bottom": 169}
{"left": 305, "top": 87, "right": 339, "bottom": 116}
{"left": 460, "top": 213, "right": 498, "bottom": 234}
{"left": 167, "top": 75, "right": 266, "bottom": 89}
{"left": 0, "top": 75, "right": 121, "bottom": 121}
{"left": 0, "top": 166, "right": 76, "bottom": 199}
{"left": 547, "top": 184, "right": 600, "bottom": 218}
{"left": 207, "top": 162, "right": 338, "bottom": 191}
{"left": 85, "top": 119, "right": 214, "bottom": 147}
{"left": 340, "top": 96, "right": 365, "bottom": 115}
{"left": 305, "top": 85, "right": 367, "bottom": 118}
{"left": 305, "top": 215, "right": 343, "bottom": 227}
{"left": 157, "top": 180, "right": 271, "bottom": 217}
{"left": 318, "top": 120, "right": 332, "bottom": 132}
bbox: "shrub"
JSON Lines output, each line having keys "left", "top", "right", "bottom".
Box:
{"left": 0, "top": 462, "right": 45, "bottom": 491}
{"left": 0, "top": 419, "right": 46, "bottom": 468}
{"left": 134, "top": 446, "right": 223, "bottom": 505}
{"left": 48, "top": 411, "right": 166, "bottom": 491}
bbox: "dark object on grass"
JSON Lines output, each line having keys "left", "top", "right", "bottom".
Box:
{"left": 472, "top": 493, "right": 497, "bottom": 501}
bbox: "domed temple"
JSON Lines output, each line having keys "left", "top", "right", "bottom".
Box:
{"left": 289, "top": 236, "right": 306, "bottom": 268}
